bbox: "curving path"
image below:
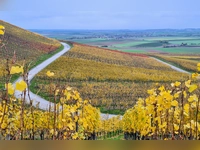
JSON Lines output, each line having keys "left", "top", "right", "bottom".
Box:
{"left": 151, "top": 57, "right": 191, "bottom": 74}
{"left": 13, "top": 42, "right": 71, "bottom": 110}
{"left": 13, "top": 43, "right": 190, "bottom": 119}
{"left": 12, "top": 42, "right": 119, "bottom": 119}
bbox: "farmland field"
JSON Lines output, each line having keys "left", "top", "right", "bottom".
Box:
{"left": 34, "top": 29, "right": 200, "bottom": 54}
{"left": 30, "top": 42, "right": 189, "bottom": 114}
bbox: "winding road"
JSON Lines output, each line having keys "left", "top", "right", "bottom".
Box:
{"left": 13, "top": 42, "right": 71, "bottom": 110}
{"left": 13, "top": 43, "right": 190, "bottom": 119}
{"left": 151, "top": 57, "right": 191, "bottom": 74}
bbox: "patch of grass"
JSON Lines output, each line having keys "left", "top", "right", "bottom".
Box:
{"left": 98, "top": 134, "right": 124, "bottom": 140}
{"left": 153, "top": 47, "right": 200, "bottom": 54}
{"left": 29, "top": 44, "right": 64, "bottom": 70}
{"left": 133, "top": 42, "right": 164, "bottom": 47}
{"left": 112, "top": 41, "right": 150, "bottom": 48}
{"left": 29, "top": 78, "right": 58, "bottom": 103}
{"left": 99, "top": 107, "right": 125, "bottom": 115}
{"left": 145, "top": 37, "right": 199, "bottom": 41}
{"left": 121, "top": 49, "right": 146, "bottom": 53}
{"left": 0, "top": 44, "right": 64, "bottom": 89}
{"left": 106, "top": 134, "right": 124, "bottom": 140}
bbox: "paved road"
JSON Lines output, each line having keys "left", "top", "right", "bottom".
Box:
{"left": 13, "top": 42, "right": 71, "bottom": 110}
{"left": 151, "top": 57, "right": 191, "bottom": 74}
{"left": 12, "top": 43, "right": 190, "bottom": 119}
{"left": 12, "top": 42, "right": 120, "bottom": 119}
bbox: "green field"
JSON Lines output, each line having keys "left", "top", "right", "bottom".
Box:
{"left": 152, "top": 47, "right": 200, "bottom": 53}
{"left": 71, "top": 37, "right": 200, "bottom": 54}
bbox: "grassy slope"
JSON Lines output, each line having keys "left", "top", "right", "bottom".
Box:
{"left": 0, "top": 20, "right": 63, "bottom": 87}
{"left": 0, "top": 20, "right": 61, "bottom": 61}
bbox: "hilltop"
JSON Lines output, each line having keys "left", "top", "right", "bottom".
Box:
{"left": 0, "top": 20, "right": 61, "bottom": 61}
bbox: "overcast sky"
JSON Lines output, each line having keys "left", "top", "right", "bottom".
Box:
{"left": 1, "top": 0, "right": 200, "bottom": 29}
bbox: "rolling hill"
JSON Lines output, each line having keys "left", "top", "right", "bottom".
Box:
{"left": 31, "top": 41, "right": 189, "bottom": 114}
{"left": 0, "top": 20, "right": 61, "bottom": 62}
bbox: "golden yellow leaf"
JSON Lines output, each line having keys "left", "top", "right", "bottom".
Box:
{"left": 174, "top": 124, "right": 179, "bottom": 131}
{"left": 62, "top": 119, "right": 66, "bottom": 122}
{"left": 159, "top": 122, "right": 167, "bottom": 129}
{"left": 174, "top": 81, "right": 181, "bottom": 87}
{"left": 158, "top": 86, "right": 165, "bottom": 91}
{"left": 184, "top": 104, "right": 189, "bottom": 113}
{"left": 198, "top": 67, "right": 200, "bottom": 72}
{"left": 171, "top": 100, "right": 178, "bottom": 107}
{"left": 1, "top": 122, "right": 7, "bottom": 129}
{"left": 188, "top": 84, "right": 197, "bottom": 93}
{"left": 16, "top": 80, "right": 27, "bottom": 91}
{"left": 66, "top": 93, "right": 71, "bottom": 100}
{"left": 84, "top": 100, "right": 88, "bottom": 105}
{"left": 185, "top": 80, "right": 191, "bottom": 88}
{"left": 0, "top": 25, "right": 5, "bottom": 30}
{"left": 184, "top": 123, "right": 190, "bottom": 129}
{"left": 67, "top": 123, "right": 74, "bottom": 130}
{"left": 74, "top": 116, "right": 78, "bottom": 122}
{"left": 72, "top": 132, "right": 78, "bottom": 140}
{"left": 0, "top": 30, "right": 4, "bottom": 35}
{"left": 147, "top": 89, "right": 155, "bottom": 95}
{"left": 188, "top": 94, "right": 198, "bottom": 103}
{"left": 5, "top": 83, "right": 14, "bottom": 95}
{"left": 65, "top": 111, "right": 71, "bottom": 117}
{"left": 46, "top": 71, "right": 54, "bottom": 77}
{"left": 60, "top": 97, "right": 65, "bottom": 104}
{"left": 183, "top": 91, "right": 187, "bottom": 98}
{"left": 10, "top": 66, "right": 24, "bottom": 74}
{"left": 174, "top": 92, "right": 180, "bottom": 98}
{"left": 70, "top": 107, "right": 76, "bottom": 113}
{"left": 191, "top": 102, "right": 197, "bottom": 108}
{"left": 192, "top": 73, "right": 199, "bottom": 79}
{"left": 55, "top": 89, "right": 59, "bottom": 96}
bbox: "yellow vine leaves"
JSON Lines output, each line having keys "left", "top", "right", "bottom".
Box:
{"left": 16, "top": 80, "right": 27, "bottom": 91}
{"left": 10, "top": 66, "right": 24, "bottom": 74}
{"left": 0, "top": 25, "right": 5, "bottom": 35}
{"left": 5, "top": 83, "right": 15, "bottom": 95}
{"left": 46, "top": 71, "right": 54, "bottom": 77}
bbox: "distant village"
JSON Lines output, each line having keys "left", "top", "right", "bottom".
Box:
{"left": 160, "top": 40, "right": 200, "bottom": 48}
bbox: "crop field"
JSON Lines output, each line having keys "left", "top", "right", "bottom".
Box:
{"left": 30, "top": 42, "right": 189, "bottom": 114}
{"left": 67, "top": 36, "right": 200, "bottom": 54}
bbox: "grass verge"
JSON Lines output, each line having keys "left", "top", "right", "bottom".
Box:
{"left": 0, "top": 44, "right": 65, "bottom": 89}
{"left": 149, "top": 55, "right": 193, "bottom": 73}
{"left": 100, "top": 107, "right": 125, "bottom": 115}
